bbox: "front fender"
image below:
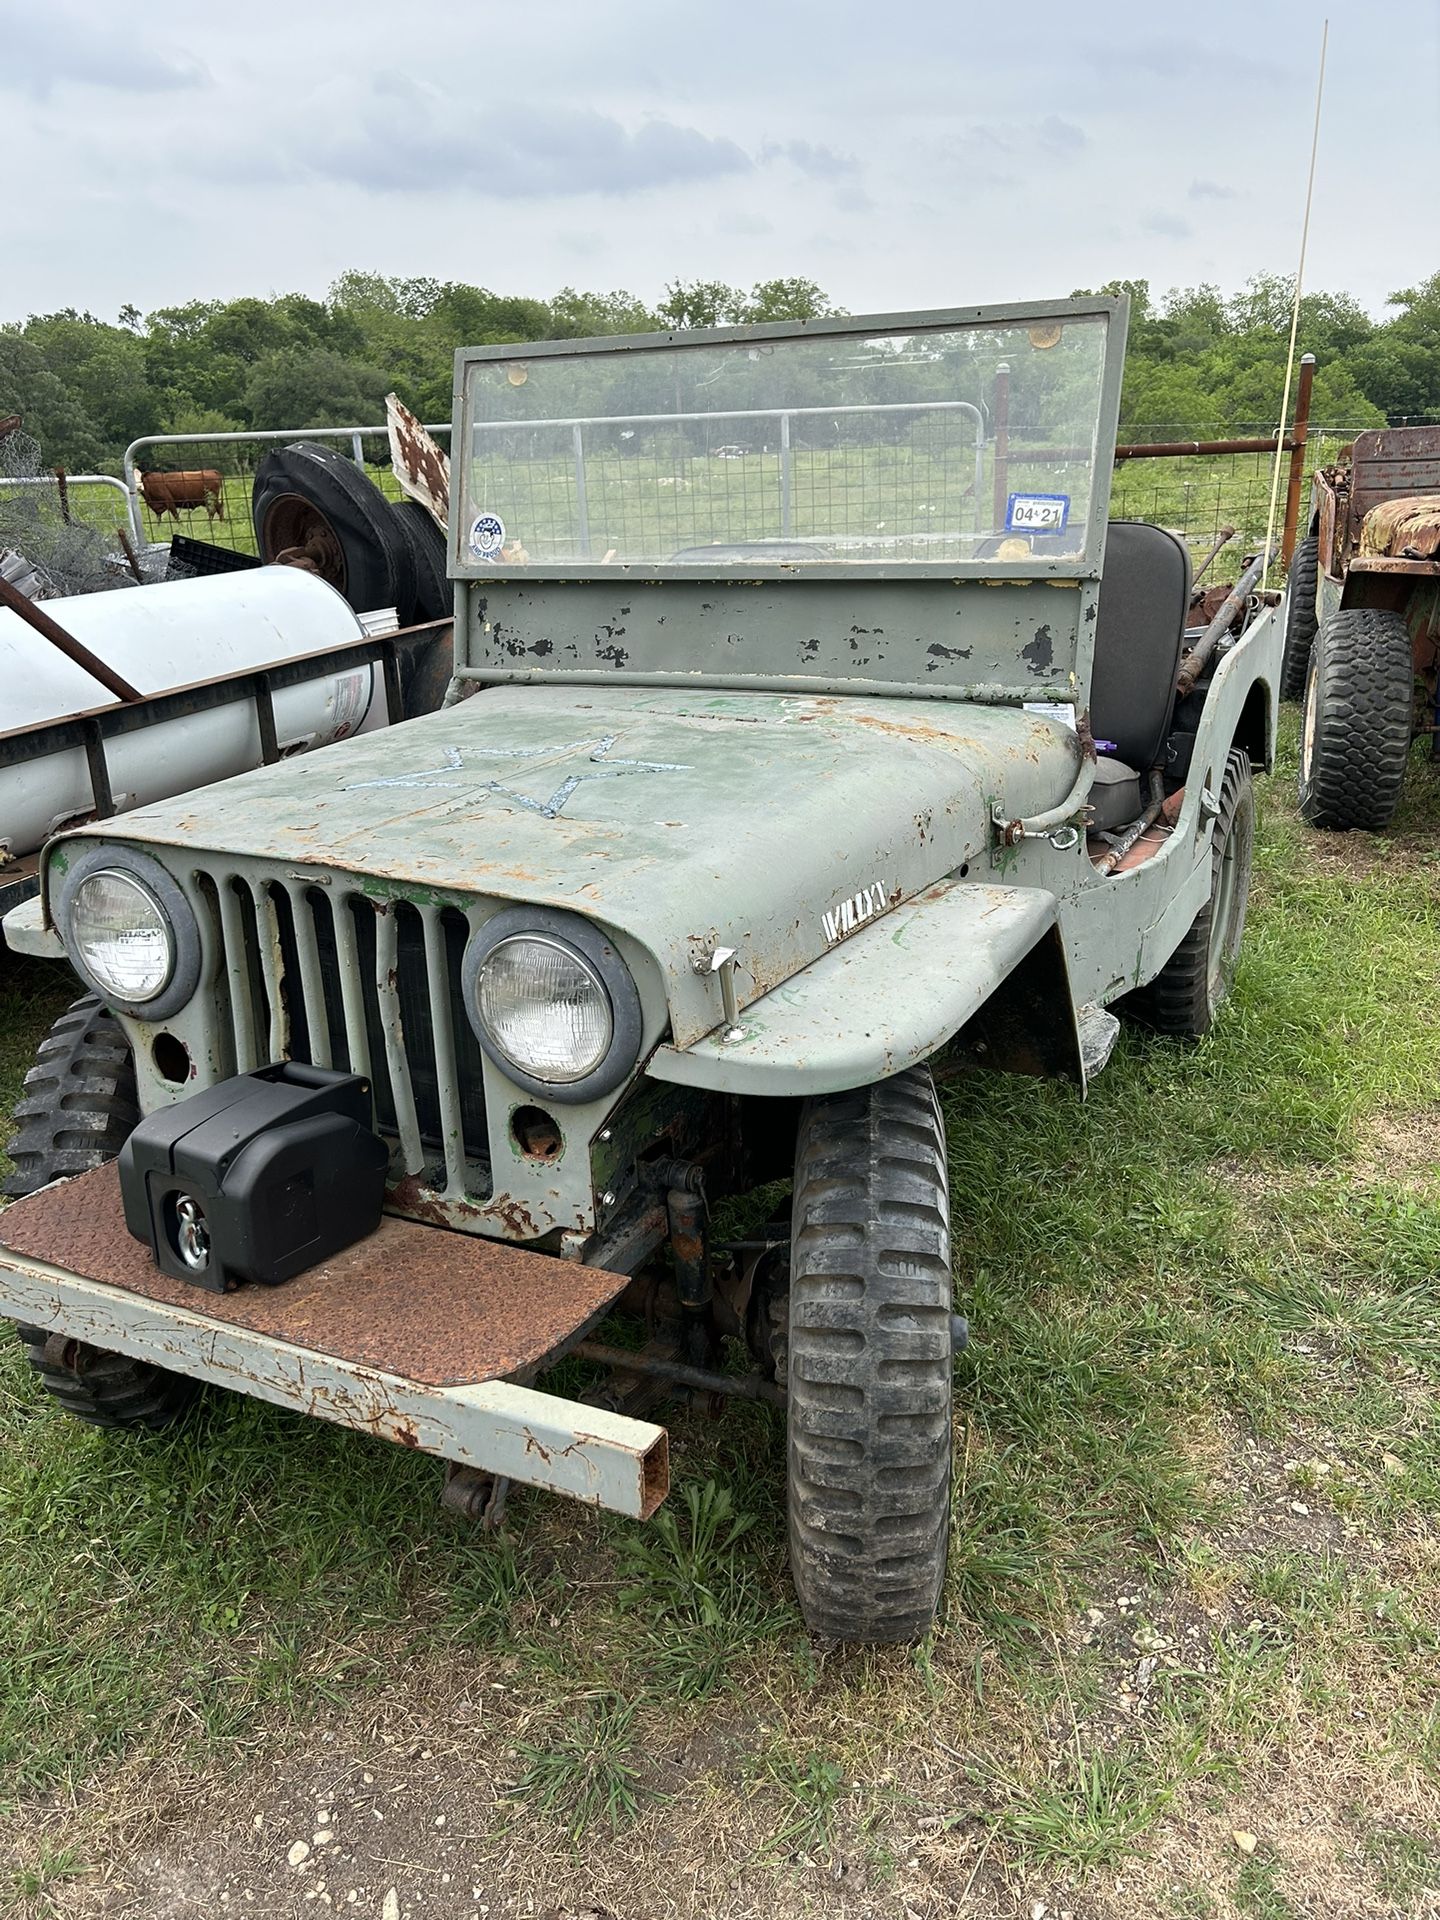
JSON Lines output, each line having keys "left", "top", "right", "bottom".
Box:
{"left": 645, "top": 877, "right": 1081, "bottom": 1097}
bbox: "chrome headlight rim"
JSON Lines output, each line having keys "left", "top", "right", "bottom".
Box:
{"left": 461, "top": 906, "right": 643, "bottom": 1105}
{"left": 54, "top": 844, "right": 202, "bottom": 1020}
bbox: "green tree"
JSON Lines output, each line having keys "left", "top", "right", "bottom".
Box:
{"left": 241, "top": 347, "right": 391, "bottom": 429}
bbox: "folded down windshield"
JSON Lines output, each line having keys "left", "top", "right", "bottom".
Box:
{"left": 458, "top": 305, "right": 1116, "bottom": 575}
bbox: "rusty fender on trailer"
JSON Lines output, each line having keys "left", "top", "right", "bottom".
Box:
{"left": 646, "top": 877, "right": 1081, "bottom": 1097}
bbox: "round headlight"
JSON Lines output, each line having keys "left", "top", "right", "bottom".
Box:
{"left": 69, "top": 868, "right": 175, "bottom": 1004}
{"left": 477, "top": 934, "right": 614, "bottom": 1084}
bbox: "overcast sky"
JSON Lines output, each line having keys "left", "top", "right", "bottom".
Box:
{"left": 3, "top": 0, "right": 1436, "bottom": 328}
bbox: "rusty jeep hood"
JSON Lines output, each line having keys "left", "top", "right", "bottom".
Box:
{"left": 70, "top": 684, "right": 1080, "bottom": 1046}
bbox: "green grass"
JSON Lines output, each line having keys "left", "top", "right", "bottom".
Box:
{"left": 3, "top": 719, "right": 1440, "bottom": 1913}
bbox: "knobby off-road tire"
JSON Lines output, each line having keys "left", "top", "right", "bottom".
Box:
{"left": 1298, "top": 607, "right": 1414, "bottom": 832}
{"left": 1129, "top": 748, "right": 1254, "bottom": 1040}
{"left": 787, "top": 1066, "right": 953, "bottom": 1643}
{"left": 3, "top": 995, "right": 195, "bottom": 1431}
{"left": 1278, "top": 535, "right": 1320, "bottom": 700}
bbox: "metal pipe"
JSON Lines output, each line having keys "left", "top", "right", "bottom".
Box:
{"left": 0, "top": 573, "right": 144, "bottom": 704}
{"left": 1096, "top": 769, "right": 1167, "bottom": 876}
{"left": 993, "top": 746, "right": 1096, "bottom": 848}
{"left": 1175, "top": 550, "right": 1269, "bottom": 698}
{"left": 992, "top": 363, "right": 1011, "bottom": 532}
{"left": 1280, "top": 353, "right": 1316, "bottom": 570}
{"left": 779, "top": 412, "right": 793, "bottom": 537}
{"left": 575, "top": 1339, "right": 785, "bottom": 1409}
{"left": 1191, "top": 524, "right": 1237, "bottom": 587}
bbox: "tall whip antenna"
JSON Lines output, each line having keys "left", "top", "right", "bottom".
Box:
{"left": 1264, "top": 18, "right": 1329, "bottom": 575}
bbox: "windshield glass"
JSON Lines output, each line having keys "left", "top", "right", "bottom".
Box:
{"left": 459, "top": 310, "right": 1113, "bottom": 572}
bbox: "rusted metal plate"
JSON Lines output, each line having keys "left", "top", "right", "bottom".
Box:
{"left": 0, "top": 1164, "right": 628, "bottom": 1387}
{"left": 386, "top": 393, "right": 449, "bottom": 532}
{"left": 1359, "top": 496, "right": 1440, "bottom": 563}
{"left": 1349, "top": 427, "right": 1440, "bottom": 528}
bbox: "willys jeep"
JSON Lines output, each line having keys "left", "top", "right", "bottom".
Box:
{"left": 0, "top": 299, "right": 1282, "bottom": 1643}
{"left": 1280, "top": 424, "right": 1440, "bottom": 830}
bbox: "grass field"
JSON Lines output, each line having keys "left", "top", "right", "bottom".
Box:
{"left": 2, "top": 715, "right": 1439, "bottom": 1919}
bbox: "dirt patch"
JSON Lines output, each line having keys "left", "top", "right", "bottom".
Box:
{"left": 1353, "top": 1108, "right": 1440, "bottom": 1189}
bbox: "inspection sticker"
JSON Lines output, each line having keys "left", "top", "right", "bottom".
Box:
{"left": 468, "top": 511, "right": 506, "bottom": 559}
{"left": 1005, "top": 492, "right": 1069, "bottom": 534}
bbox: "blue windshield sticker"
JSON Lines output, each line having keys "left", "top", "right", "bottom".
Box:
{"left": 469, "top": 512, "right": 506, "bottom": 560}
{"left": 1005, "top": 492, "right": 1070, "bottom": 534}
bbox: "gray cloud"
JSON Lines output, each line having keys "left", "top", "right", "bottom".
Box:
{"left": 1038, "top": 116, "right": 1087, "bottom": 154}
{"left": 0, "top": 2, "right": 205, "bottom": 96}
{"left": 303, "top": 77, "right": 752, "bottom": 199}
{"left": 1189, "top": 178, "right": 1239, "bottom": 200}
{"left": 759, "top": 139, "right": 860, "bottom": 179}
{"left": 1141, "top": 210, "right": 1194, "bottom": 240}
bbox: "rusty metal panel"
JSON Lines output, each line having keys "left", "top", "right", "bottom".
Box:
{"left": 386, "top": 393, "right": 449, "bottom": 533}
{"left": 1349, "top": 427, "right": 1440, "bottom": 527}
{"left": 0, "top": 1163, "right": 630, "bottom": 1387}
{"left": 1358, "top": 497, "right": 1440, "bottom": 562}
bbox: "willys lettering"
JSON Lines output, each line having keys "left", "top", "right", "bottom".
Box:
{"left": 822, "top": 882, "right": 889, "bottom": 945}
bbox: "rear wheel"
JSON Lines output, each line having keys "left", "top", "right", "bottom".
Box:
{"left": 1298, "top": 607, "right": 1414, "bottom": 831}
{"left": 1279, "top": 535, "right": 1320, "bottom": 700}
{"left": 786, "top": 1066, "right": 953, "bottom": 1643}
{"left": 1128, "top": 748, "right": 1254, "bottom": 1039}
{"left": 3, "top": 995, "right": 196, "bottom": 1431}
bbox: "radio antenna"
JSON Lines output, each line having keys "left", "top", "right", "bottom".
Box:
{"left": 1264, "top": 18, "right": 1329, "bottom": 576}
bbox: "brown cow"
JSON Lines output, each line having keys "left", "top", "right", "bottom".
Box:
{"left": 139, "top": 469, "right": 226, "bottom": 522}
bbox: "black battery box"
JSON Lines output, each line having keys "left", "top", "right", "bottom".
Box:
{"left": 118, "top": 1063, "right": 389, "bottom": 1293}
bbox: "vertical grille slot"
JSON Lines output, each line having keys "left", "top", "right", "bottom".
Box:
{"left": 198, "top": 866, "right": 489, "bottom": 1197}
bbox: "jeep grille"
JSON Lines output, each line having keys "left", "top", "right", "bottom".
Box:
{"left": 199, "top": 868, "right": 489, "bottom": 1197}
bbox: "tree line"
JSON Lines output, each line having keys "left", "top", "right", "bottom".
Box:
{"left": 1, "top": 268, "right": 1435, "bottom": 473}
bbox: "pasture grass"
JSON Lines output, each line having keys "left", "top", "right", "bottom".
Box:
{"left": 0, "top": 715, "right": 1438, "bottom": 1916}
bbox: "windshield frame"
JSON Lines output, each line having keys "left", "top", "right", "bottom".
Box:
{"left": 450, "top": 296, "right": 1128, "bottom": 585}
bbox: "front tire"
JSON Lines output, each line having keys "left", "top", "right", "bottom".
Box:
{"left": 1128, "top": 748, "right": 1254, "bottom": 1040}
{"left": 3, "top": 995, "right": 195, "bottom": 1432}
{"left": 1279, "top": 535, "right": 1320, "bottom": 700}
{"left": 786, "top": 1066, "right": 953, "bottom": 1644}
{"left": 1298, "top": 607, "right": 1414, "bottom": 831}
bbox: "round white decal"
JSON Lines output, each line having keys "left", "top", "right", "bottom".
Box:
{"left": 468, "top": 512, "right": 506, "bottom": 559}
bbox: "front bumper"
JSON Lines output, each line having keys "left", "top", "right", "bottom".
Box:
{"left": 0, "top": 1164, "right": 668, "bottom": 1519}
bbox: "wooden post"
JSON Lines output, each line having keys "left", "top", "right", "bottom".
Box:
{"left": 1281, "top": 353, "right": 1316, "bottom": 570}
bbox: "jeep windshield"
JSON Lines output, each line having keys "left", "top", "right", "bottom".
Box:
{"left": 456, "top": 301, "right": 1122, "bottom": 579}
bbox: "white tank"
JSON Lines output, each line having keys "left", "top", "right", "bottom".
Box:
{"left": 1, "top": 568, "right": 391, "bottom": 861}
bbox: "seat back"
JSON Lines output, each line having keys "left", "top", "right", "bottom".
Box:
{"left": 1089, "top": 521, "right": 1190, "bottom": 770}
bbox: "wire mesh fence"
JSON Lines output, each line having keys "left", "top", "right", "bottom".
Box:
{"left": 0, "top": 430, "right": 139, "bottom": 595}
{"left": 121, "top": 426, "right": 451, "bottom": 559}
{"left": 1, "top": 415, "right": 1370, "bottom": 591}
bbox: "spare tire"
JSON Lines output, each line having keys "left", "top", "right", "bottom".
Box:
{"left": 251, "top": 442, "right": 414, "bottom": 620}
{"left": 392, "top": 499, "right": 451, "bottom": 623}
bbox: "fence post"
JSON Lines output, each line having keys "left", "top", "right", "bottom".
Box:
{"left": 1280, "top": 353, "right": 1316, "bottom": 570}
{"left": 992, "top": 363, "right": 1010, "bottom": 532}
{"left": 350, "top": 431, "right": 366, "bottom": 468}
{"left": 572, "top": 424, "right": 591, "bottom": 557}
{"left": 779, "top": 413, "right": 793, "bottom": 536}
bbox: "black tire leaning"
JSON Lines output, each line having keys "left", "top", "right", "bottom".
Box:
{"left": 1279, "top": 534, "right": 1320, "bottom": 700}
{"left": 3, "top": 995, "right": 196, "bottom": 1432}
{"left": 1127, "top": 748, "right": 1254, "bottom": 1040}
{"left": 392, "top": 499, "right": 451, "bottom": 623}
{"left": 1298, "top": 607, "right": 1414, "bottom": 832}
{"left": 251, "top": 442, "right": 415, "bottom": 620}
{"left": 787, "top": 1065, "right": 953, "bottom": 1644}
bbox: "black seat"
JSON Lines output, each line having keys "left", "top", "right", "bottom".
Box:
{"left": 1089, "top": 521, "right": 1191, "bottom": 772}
